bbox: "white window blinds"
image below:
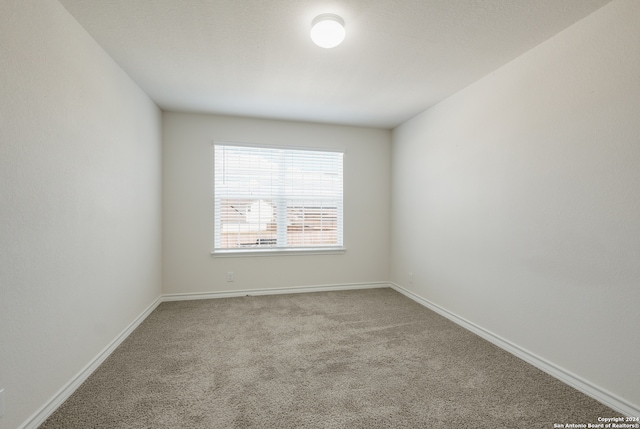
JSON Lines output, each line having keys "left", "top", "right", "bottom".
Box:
{"left": 214, "top": 143, "right": 343, "bottom": 253}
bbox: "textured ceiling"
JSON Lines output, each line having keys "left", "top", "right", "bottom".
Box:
{"left": 58, "top": 0, "right": 612, "bottom": 128}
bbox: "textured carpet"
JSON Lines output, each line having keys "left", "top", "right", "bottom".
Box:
{"left": 40, "top": 288, "right": 615, "bottom": 428}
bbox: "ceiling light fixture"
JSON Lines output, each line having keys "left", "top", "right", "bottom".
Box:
{"left": 310, "top": 14, "right": 345, "bottom": 48}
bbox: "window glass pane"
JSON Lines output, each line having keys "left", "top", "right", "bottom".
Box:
{"left": 214, "top": 143, "right": 343, "bottom": 252}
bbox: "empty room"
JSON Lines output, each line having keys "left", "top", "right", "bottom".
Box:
{"left": 1, "top": 0, "right": 639, "bottom": 428}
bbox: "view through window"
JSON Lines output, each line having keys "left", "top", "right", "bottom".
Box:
{"left": 213, "top": 143, "right": 343, "bottom": 253}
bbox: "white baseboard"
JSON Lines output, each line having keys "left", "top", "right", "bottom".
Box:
{"left": 18, "top": 282, "right": 390, "bottom": 429}
{"left": 389, "top": 282, "right": 639, "bottom": 417}
{"left": 22, "top": 281, "right": 637, "bottom": 429}
{"left": 21, "top": 283, "right": 388, "bottom": 428}
{"left": 162, "top": 281, "right": 391, "bottom": 302}
{"left": 19, "top": 296, "right": 163, "bottom": 429}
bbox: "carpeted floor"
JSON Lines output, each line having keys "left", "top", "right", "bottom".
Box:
{"left": 40, "top": 288, "right": 615, "bottom": 428}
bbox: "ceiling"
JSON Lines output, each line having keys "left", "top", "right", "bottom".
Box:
{"left": 58, "top": 0, "right": 612, "bottom": 129}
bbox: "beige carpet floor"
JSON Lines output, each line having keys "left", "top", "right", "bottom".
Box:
{"left": 40, "top": 288, "right": 615, "bottom": 428}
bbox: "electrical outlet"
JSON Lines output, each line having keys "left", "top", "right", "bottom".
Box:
{"left": 0, "top": 388, "right": 5, "bottom": 418}
{"left": 226, "top": 271, "right": 234, "bottom": 282}
{"left": 408, "top": 272, "right": 414, "bottom": 284}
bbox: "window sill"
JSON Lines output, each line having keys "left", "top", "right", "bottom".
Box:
{"left": 211, "top": 247, "right": 346, "bottom": 258}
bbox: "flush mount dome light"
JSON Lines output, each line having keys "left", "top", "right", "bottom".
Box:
{"left": 310, "top": 14, "right": 345, "bottom": 48}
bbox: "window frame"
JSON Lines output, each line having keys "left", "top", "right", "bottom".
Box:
{"left": 211, "top": 141, "right": 346, "bottom": 257}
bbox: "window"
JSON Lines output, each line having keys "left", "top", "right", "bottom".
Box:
{"left": 213, "top": 142, "right": 344, "bottom": 255}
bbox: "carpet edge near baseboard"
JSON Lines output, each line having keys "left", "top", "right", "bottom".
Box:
{"left": 19, "top": 296, "right": 163, "bottom": 429}
{"left": 22, "top": 281, "right": 638, "bottom": 429}
{"left": 19, "top": 282, "right": 389, "bottom": 429}
{"left": 388, "top": 282, "right": 639, "bottom": 417}
{"left": 161, "top": 281, "right": 391, "bottom": 302}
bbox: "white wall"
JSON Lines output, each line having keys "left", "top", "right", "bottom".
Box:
{"left": 163, "top": 112, "right": 390, "bottom": 295}
{"left": 391, "top": 0, "right": 639, "bottom": 413}
{"left": 0, "top": 1, "right": 162, "bottom": 428}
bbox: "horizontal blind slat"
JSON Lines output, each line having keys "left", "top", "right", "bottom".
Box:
{"left": 214, "top": 143, "right": 343, "bottom": 250}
